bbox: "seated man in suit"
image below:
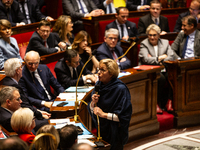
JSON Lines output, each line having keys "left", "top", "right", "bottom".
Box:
{"left": 171, "top": 15, "right": 200, "bottom": 59}
{"left": 16, "top": 0, "right": 54, "bottom": 24}
{"left": 0, "top": 0, "right": 27, "bottom": 26}
{"left": 0, "top": 86, "right": 22, "bottom": 132}
{"left": 2, "top": 58, "right": 50, "bottom": 131}
{"left": 174, "top": 0, "right": 200, "bottom": 32}
{"left": 62, "top": 0, "right": 104, "bottom": 33}
{"left": 105, "top": 7, "right": 138, "bottom": 41}
{"left": 19, "top": 51, "right": 65, "bottom": 112}
{"left": 54, "top": 49, "right": 97, "bottom": 89}
{"left": 138, "top": 0, "right": 169, "bottom": 35}
{"left": 126, "top": 0, "right": 152, "bottom": 11}
{"left": 92, "top": 0, "right": 116, "bottom": 14}
{"left": 96, "top": 28, "right": 131, "bottom": 70}
{"left": 26, "top": 20, "right": 64, "bottom": 56}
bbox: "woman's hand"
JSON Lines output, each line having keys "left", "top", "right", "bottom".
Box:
{"left": 91, "top": 93, "right": 100, "bottom": 107}
{"left": 85, "top": 47, "right": 92, "bottom": 56}
{"left": 94, "top": 107, "right": 107, "bottom": 118}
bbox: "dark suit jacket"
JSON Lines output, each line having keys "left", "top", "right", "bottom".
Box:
{"left": 171, "top": 29, "right": 200, "bottom": 59}
{"left": 26, "top": 31, "right": 59, "bottom": 56}
{"left": 2, "top": 76, "right": 43, "bottom": 119}
{"left": 173, "top": 11, "right": 191, "bottom": 32}
{"left": 54, "top": 58, "right": 92, "bottom": 89}
{"left": 0, "top": 0, "right": 27, "bottom": 26}
{"left": 62, "top": 0, "right": 97, "bottom": 21}
{"left": 96, "top": 42, "right": 131, "bottom": 70}
{"left": 138, "top": 13, "right": 170, "bottom": 35}
{"left": 0, "top": 106, "right": 13, "bottom": 132}
{"left": 16, "top": 0, "right": 46, "bottom": 23}
{"left": 105, "top": 20, "right": 138, "bottom": 40}
{"left": 126, "top": 0, "right": 152, "bottom": 11}
{"left": 19, "top": 64, "right": 65, "bottom": 109}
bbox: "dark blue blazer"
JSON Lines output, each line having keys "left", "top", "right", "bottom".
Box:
{"left": 126, "top": 0, "right": 152, "bottom": 11}
{"left": 105, "top": 20, "right": 138, "bottom": 40}
{"left": 96, "top": 42, "right": 131, "bottom": 70}
{"left": 0, "top": 106, "right": 13, "bottom": 132}
{"left": 0, "top": 0, "right": 27, "bottom": 26}
{"left": 19, "top": 64, "right": 65, "bottom": 108}
{"left": 16, "top": 0, "right": 46, "bottom": 23}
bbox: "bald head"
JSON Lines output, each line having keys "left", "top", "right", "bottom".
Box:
{"left": 189, "top": 0, "right": 200, "bottom": 17}
{"left": 24, "top": 51, "right": 40, "bottom": 72}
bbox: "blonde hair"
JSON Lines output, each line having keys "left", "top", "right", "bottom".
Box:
{"left": 146, "top": 24, "right": 161, "bottom": 35}
{"left": 11, "top": 108, "right": 34, "bottom": 133}
{"left": 100, "top": 59, "right": 120, "bottom": 79}
{"left": 0, "top": 19, "right": 12, "bottom": 38}
{"left": 35, "top": 125, "right": 60, "bottom": 150}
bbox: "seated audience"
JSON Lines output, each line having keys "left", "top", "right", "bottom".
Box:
{"left": 54, "top": 49, "right": 97, "bottom": 89}
{"left": 105, "top": 7, "right": 138, "bottom": 41}
{"left": 88, "top": 59, "right": 132, "bottom": 150}
{"left": 138, "top": 0, "right": 169, "bottom": 35}
{"left": 96, "top": 28, "right": 131, "bottom": 70}
{"left": 26, "top": 20, "right": 62, "bottom": 56}
{"left": 3, "top": 58, "right": 50, "bottom": 132}
{"left": 59, "top": 124, "right": 78, "bottom": 150}
{"left": 62, "top": 0, "right": 104, "bottom": 33}
{"left": 16, "top": 0, "right": 54, "bottom": 24}
{"left": 0, "top": 86, "right": 22, "bottom": 132}
{"left": 71, "top": 30, "right": 99, "bottom": 73}
{"left": 52, "top": 15, "right": 74, "bottom": 49}
{"left": 72, "top": 143, "right": 94, "bottom": 150}
{"left": 171, "top": 15, "right": 200, "bottom": 59}
{"left": 0, "top": 19, "right": 23, "bottom": 69}
{"left": 11, "top": 108, "right": 36, "bottom": 145}
{"left": 34, "top": 125, "right": 60, "bottom": 150}
{"left": 19, "top": 51, "right": 65, "bottom": 112}
{"left": 0, "top": 136, "right": 28, "bottom": 150}
{"left": 92, "top": 0, "right": 116, "bottom": 14}
{"left": 126, "top": 0, "right": 152, "bottom": 11}
{"left": 174, "top": 0, "right": 200, "bottom": 32}
{"left": 139, "top": 24, "right": 175, "bottom": 113}
{"left": 0, "top": 0, "right": 27, "bottom": 26}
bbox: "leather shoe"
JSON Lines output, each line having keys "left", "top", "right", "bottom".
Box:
{"left": 157, "top": 104, "right": 163, "bottom": 114}
{"left": 166, "top": 99, "right": 174, "bottom": 112}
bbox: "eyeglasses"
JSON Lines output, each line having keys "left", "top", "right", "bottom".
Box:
{"left": 27, "top": 62, "right": 39, "bottom": 66}
{"left": 98, "top": 68, "right": 108, "bottom": 73}
{"left": 107, "top": 37, "right": 118, "bottom": 41}
{"left": 148, "top": 34, "right": 158, "bottom": 37}
{"left": 189, "top": 7, "right": 199, "bottom": 12}
{"left": 14, "top": 97, "right": 21, "bottom": 101}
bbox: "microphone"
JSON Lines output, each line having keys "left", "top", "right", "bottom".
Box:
{"left": 94, "top": 84, "right": 99, "bottom": 95}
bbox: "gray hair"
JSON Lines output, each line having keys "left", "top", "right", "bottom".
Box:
{"left": 146, "top": 24, "right": 161, "bottom": 35}
{"left": 24, "top": 51, "right": 40, "bottom": 62}
{"left": 0, "top": 86, "right": 18, "bottom": 105}
{"left": 105, "top": 28, "right": 119, "bottom": 37}
{"left": 4, "top": 58, "right": 21, "bottom": 77}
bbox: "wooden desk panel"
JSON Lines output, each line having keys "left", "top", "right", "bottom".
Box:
{"left": 165, "top": 58, "right": 200, "bottom": 128}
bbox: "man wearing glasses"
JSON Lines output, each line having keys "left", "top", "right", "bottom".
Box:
{"left": 174, "top": 0, "right": 200, "bottom": 32}
{"left": 54, "top": 49, "right": 97, "bottom": 89}
{"left": 19, "top": 51, "right": 65, "bottom": 112}
{"left": 26, "top": 20, "right": 64, "bottom": 56}
{"left": 96, "top": 28, "right": 131, "bottom": 70}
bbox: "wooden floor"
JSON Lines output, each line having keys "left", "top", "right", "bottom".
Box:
{"left": 124, "top": 125, "right": 200, "bottom": 150}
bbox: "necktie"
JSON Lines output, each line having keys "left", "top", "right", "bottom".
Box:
{"left": 155, "top": 18, "right": 158, "bottom": 25}
{"left": 182, "top": 35, "right": 189, "bottom": 58}
{"left": 32, "top": 72, "right": 49, "bottom": 100}
{"left": 108, "top": 4, "right": 112, "bottom": 13}
{"left": 111, "top": 50, "right": 118, "bottom": 60}
{"left": 77, "top": 0, "right": 85, "bottom": 14}
{"left": 73, "top": 68, "right": 78, "bottom": 79}
{"left": 7, "top": 8, "right": 12, "bottom": 22}
{"left": 120, "top": 24, "right": 124, "bottom": 39}
{"left": 44, "top": 41, "right": 47, "bottom": 47}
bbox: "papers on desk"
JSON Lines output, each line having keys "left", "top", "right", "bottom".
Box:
{"left": 65, "top": 86, "right": 94, "bottom": 93}
{"left": 118, "top": 71, "right": 131, "bottom": 78}
{"left": 52, "top": 101, "right": 76, "bottom": 107}
{"left": 58, "top": 92, "right": 86, "bottom": 101}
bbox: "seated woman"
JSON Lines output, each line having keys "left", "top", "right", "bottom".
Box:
{"left": 52, "top": 15, "right": 74, "bottom": 50}
{"left": 34, "top": 125, "right": 60, "bottom": 150}
{"left": 139, "top": 24, "right": 175, "bottom": 114}
{"left": 88, "top": 59, "right": 132, "bottom": 150}
{"left": 11, "top": 108, "right": 35, "bottom": 145}
{"left": 71, "top": 31, "right": 99, "bottom": 73}
{"left": 0, "top": 19, "right": 23, "bottom": 69}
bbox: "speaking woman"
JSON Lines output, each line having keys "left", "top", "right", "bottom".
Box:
{"left": 88, "top": 59, "right": 132, "bottom": 150}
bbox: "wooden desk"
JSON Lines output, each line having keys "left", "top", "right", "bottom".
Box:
{"left": 82, "top": 7, "right": 187, "bottom": 43}
{"left": 165, "top": 58, "right": 200, "bottom": 128}
{"left": 50, "top": 66, "right": 164, "bottom": 141}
